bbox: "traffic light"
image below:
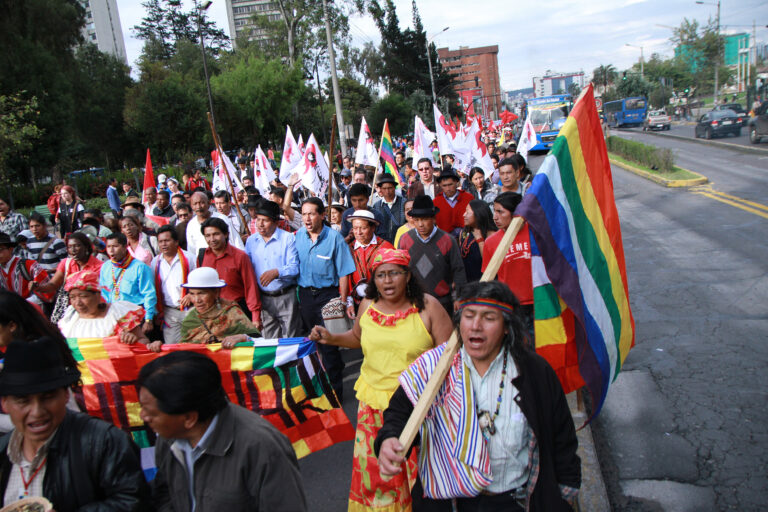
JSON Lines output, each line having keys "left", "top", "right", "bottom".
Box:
{"left": 622, "top": 71, "right": 627, "bottom": 81}
{"left": 684, "top": 87, "right": 689, "bottom": 95}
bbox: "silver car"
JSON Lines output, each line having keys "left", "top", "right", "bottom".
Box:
{"left": 643, "top": 110, "right": 671, "bottom": 131}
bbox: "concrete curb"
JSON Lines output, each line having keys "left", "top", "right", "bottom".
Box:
{"left": 638, "top": 129, "right": 768, "bottom": 156}
{"left": 608, "top": 157, "right": 708, "bottom": 188}
{"left": 568, "top": 392, "right": 610, "bottom": 511}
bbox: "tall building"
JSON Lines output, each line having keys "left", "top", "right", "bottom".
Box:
{"left": 437, "top": 45, "right": 502, "bottom": 120}
{"left": 532, "top": 71, "right": 586, "bottom": 97}
{"left": 224, "top": 0, "right": 281, "bottom": 46}
{"left": 80, "top": 0, "right": 127, "bottom": 64}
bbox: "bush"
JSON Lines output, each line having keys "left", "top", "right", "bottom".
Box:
{"left": 606, "top": 136, "right": 675, "bottom": 173}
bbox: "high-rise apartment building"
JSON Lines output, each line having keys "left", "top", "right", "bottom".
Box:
{"left": 225, "top": 0, "right": 281, "bottom": 46}
{"left": 80, "top": 0, "right": 127, "bottom": 64}
{"left": 437, "top": 45, "right": 502, "bottom": 120}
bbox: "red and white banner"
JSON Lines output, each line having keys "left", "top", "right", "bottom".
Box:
{"left": 253, "top": 145, "right": 277, "bottom": 197}
{"left": 354, "top": 116, "right": 378, "bottom": 168}
{"left": 285, "top": 134, "right": 329, "bottom": 199}
{"left": 279, "top": 126, "right": 302, "bottom": 182}
{"left": 211, "top": 148, "right": 244, "bottom": 195}
{"left": 517, "top": 115, "right": 538, "bottom": 162}
{"left": 413, "top": 115, "right": 436, "bottom": 167}
{"left": 466, "top": 118, "right": 495, "bottom": 180}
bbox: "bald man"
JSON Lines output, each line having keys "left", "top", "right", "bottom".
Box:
{"left": 185, "top": 191, "right": 244, "bottom": 257}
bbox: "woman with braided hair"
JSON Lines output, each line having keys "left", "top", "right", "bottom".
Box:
{"left": 310, "top": 249, "right": 453, "bottom": 512}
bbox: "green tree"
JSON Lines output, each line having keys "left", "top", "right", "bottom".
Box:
{"left": 68, "top": 44, "right": 133, "bottom": 170}
{"left": 671, "top": 18, "right": 723, "bottom": 96}
{"left": 0, "top": 93, "right": 42, "bottom": 193}
{"left": 212, "top": 53, "right": 305, "bottom": 147}
{"left": 133, "top": 0, "right": 229, "bottom": 62}
{"left": 124, "top": 68, "right": 208, "bottom": 163}
{"left": 324, "top": 77, "right": 373, "bottom": 135}
{"left": 368, "top": 93, "right": 411, "bottom": 136}
{"left": 592, "top": 64, "right": 617, "bottom": 93}
{"left": 339, "top": 41, "right": 384, "bottom": 90}
{"left": 0, "top": 0, "right": 85, "bottom": 183}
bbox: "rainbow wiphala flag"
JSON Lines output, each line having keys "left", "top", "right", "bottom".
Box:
{"left": 67, "top": 336, "right": 355, "bottom": 480}
{"left": 517, "top": 84, "right": 635, "bottom": 416}
{"left": 379, "top": 119, "right": 404, "bottom": 187}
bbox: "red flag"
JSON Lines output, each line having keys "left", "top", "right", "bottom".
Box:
{"left": 142, "top": 149, "right": 155, "bottom": 203}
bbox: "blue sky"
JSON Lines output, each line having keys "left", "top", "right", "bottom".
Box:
{"left": 116, "top": 0, "right": 767, "bottom": 90}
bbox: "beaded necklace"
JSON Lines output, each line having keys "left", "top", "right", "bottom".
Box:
{"left": 477, "top": 348, "right": 508, "bottom": 441}
{"left": 110, "top": 254, "right": 133, "bottom": 300}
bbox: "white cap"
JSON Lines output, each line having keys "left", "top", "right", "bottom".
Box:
{"left": 182, "top": 267, "right": 226, "bottom": 289}
{"left": 347, "top": 209, "right": 380, "bottom": 226}
{"left": 157, "top": 174, "right": 167, "bottom": 183}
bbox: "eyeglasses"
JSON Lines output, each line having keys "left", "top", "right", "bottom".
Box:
{"left": 374, "top": 270, "right": 408, "bottom": 280}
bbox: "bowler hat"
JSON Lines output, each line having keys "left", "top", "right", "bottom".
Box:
{"left": 435, "top": 168, "right": 461, "bottom": 183}
{"left": 252, "top": 198, "right": 280, "bottom": 221}
{"left": 409, "top": 195, "right": 439, "bottom": 218}
{"left": 245, "top": 195, "right": 262, "bottom": 209}
{"left": 330, "top": 202, "right": 346, "bottom": 213}
{"left": 0, "top": 233, "right": 17, "bottom": 247}
{"left": 0, "top": 338, "right": 81, "bottom": 396}
{"left": 182, "top": 267, "right": 226, "bottom": 289}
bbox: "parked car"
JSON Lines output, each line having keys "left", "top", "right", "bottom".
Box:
{"left": 694, "top": 110, "right": 742, "bottom": 139}
{"left": 714, "top": 103, "right": 749, "bottom": 125}
{"left": 643, "top": 110, "right": 671, "bottom": 131}
{"left": 748, "top": 100, "right": 768, "bottom": 144}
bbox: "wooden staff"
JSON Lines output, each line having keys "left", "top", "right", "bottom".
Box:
{"left": 207, "top": 112, "right": 249, "bottom": 237}
{"left": 328, "top": 114, "right": 337, "bottom": 207}
{"left": 396, "top": 216, "right": 526, "bottom": 454}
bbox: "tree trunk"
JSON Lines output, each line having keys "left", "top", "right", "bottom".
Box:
{"left": 30, "top": 166, "right": 37, "bottom": 191}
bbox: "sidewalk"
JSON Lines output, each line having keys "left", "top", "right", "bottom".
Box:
{"left": 569, "top": 391, "right": 611, "bottom": 511}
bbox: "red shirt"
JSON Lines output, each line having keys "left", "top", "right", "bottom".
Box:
{"left": 56, "top": 255, "right": 103, "bottom": 278}
{"left": 185, "top": 177, "right": 211, "bottom": 192}
{"left": 348, "top": 237, "right": 393, "bottom": 299}
{"left": 481, "top": 223, "right": 533, "bottom": 305}
{"left": 201, "top": 245, "right": 261, "bottom": 320}
{"left": 433, "top": 190, "right": 474, "bottom": 234}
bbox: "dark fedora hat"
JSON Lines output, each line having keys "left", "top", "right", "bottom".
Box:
{"left": 252, "top": 198, "right": 280, "bottom": 221}
{"left": 0, "top": 233, "right": 17, "bottom": 247}
{"left": 435, "top": 167, "right": 461, "bottom": 183}
{"left": 409, "top": 194, "right": 439, "bottom": 218}
{"left": 0, "top": 337, "right": 81, "bottom": 396}
{"left": 375, "top": 173, "right": 396, "bottom": 186}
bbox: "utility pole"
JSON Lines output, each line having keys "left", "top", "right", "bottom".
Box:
{"left": 197, "top": 0, "right": 216, "bottom": 133}
{"left": 322, "top": 0, "right": 347, "bottom": 157}
{"left": 715, "top": 0, "right": 720, "bottom": 105}
{"left": 426, "top": 27, "right": 449, "bottom": 104}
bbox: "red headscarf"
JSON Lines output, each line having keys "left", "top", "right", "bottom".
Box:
{"left": 370, "top": 249, "right": 410, "bottom": 274}
{"left": 64, "top": 269, "right": 102, "bottom": 294}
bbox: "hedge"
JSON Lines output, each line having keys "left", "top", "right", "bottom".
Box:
{"left": 606, "top": 136, "right": 675, "bottom": 173}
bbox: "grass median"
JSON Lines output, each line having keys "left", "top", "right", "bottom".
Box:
{"left": 607, "top": 152, "right": 701, "bottom": 181}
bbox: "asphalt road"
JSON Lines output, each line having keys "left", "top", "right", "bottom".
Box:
{"left": 622, "top": 123, "right": 768, "bottom": 149}
{"left": 300, "top": 140, "right": 768, "bottom": 511}
{"left": 577, "top": 139, "right": 768, "bottom": 510}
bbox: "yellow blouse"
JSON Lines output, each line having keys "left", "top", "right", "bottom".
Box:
{"left": 354, "top": 303, "right": 433, "bottom": 410}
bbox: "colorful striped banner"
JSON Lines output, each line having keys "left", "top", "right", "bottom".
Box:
{"left": 379, "top": 119, "right": 404, "bottom": 187}
{"left": 67, "top": 336, "right": 355, "bottom": 480}
{"left": 517, "top": 83, "right": 635, "bottom": 416}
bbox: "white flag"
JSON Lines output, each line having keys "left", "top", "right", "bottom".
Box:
{"left": 212, "top": 148, "right": 244, "bottom": 195}
{"left": 253, "top": 145, "right": 277, "bottom": 197}
{"left": 465, "top": 119, "right": 495, "bottom": 179}
{"left": 354, "top": 117, "right": 379, "bottom": 168}
{"left": 286, "top": 134, "right": 329, "bottom": 199}
{"left": 279, "top": 126, "right": 302, "bottom": 182}
{"left": 433, "top": 104, "right": 459, "bottom": 159}
{"left": 517, "top": 115, "right": 538, "bottom": 162}
{"left": 413, "top": 116, "right": 436, "bottom": 167}
{"left": 297, "top": 134, "right": 305, "bottom": 153}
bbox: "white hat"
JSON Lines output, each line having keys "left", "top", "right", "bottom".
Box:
{"left": 157, "top": 174, "right": 167, "bottom": 183}
{"left": 182, "top": 267, "right": 226, "bottom": 289}
{"left": 347, "top": 209, "right": 380, "bottom": 226}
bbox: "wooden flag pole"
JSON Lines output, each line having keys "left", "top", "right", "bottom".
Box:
{"left": 207, "top": 112, "right": 249, "bottom": 238}
{"left": 328, "top": 114, "right": 337, "bottom": 207}
{"left": 396, "top": 216, "right": 526, "bottom": 455}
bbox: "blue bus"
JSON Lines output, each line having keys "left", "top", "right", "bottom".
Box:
{"left": 526, "top": 94, "right": 573, "bottom": 151}
{"left": 604, "top": 97, "right": 648, "bottom": 128}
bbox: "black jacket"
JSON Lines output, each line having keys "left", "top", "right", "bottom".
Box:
{"left": 0, "top": 411, "right": 151, "bottom": 512}
{"left": 375, "top": 349, "right": 581, "bottom": 512}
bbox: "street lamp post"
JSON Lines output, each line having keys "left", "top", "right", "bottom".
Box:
{"left": 197, "top": 0, "right": 216, "bottom": 132}
{"left": 625, "top": 43, "right": 644, "bottom": 79}
{"left": 696, "top": 0, "right": 721, "bottom": 105}
{"left": 426, "top": 27, "right": 449, "bottom": 104}
{"left": 322, "top": 0, "right": 347, "bottom": 157}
